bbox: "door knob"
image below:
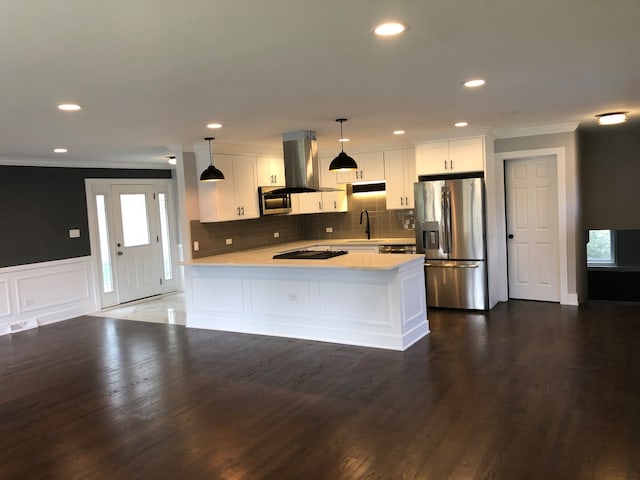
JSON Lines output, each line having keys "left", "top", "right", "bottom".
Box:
{"left": 117, "top": 251, "right": 123, "bottom": 256}
{"left": 508, "top": 234, "right": 514, "bottom": 239}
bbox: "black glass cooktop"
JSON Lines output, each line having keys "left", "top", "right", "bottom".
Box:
{"left": 272, "top": 250, "right": 348, "bottom": 260}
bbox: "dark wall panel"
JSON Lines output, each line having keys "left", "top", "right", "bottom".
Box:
{"left": 0, "top": 166, "right": 171, "bottom": 268}
{"left": 579, "top": 120, "right": 640, "bottom": 230}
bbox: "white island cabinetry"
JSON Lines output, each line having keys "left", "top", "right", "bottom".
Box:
{"left": 184, "top": 244, "right": 428, "bottom": 351}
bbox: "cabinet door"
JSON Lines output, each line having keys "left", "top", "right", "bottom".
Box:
{"left": 321, "top": 190, "right": 347, "bottom": 212}
{"left": 402, "top": 148, "right": 416, "bottom": 208}
{"left": 336, "top": 151, "right": 385, "bottom": 183}
{"left": 233, "top": 156, "right": 259, "bottom": 219}
{"left": 416, "top": 141, "right": 450, "bottom": 175}
{"left": 256, "top": 157, "right": 285, "bottom": 186}
{"left": 208, "top": 155, "right": 239, "bottom": 222}
{"left": 320, "top": 155, "right": 340, "bottom": 189}
{"left": 294, "top": 192, "right": 323, "bottom": 214}
{"left": 385, "top": 149, "right": 416, "bottom": 210}
{"left": 449, "top": 137, "right": 484, "bottom": 172}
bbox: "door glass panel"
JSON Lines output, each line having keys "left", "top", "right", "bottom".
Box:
{"left": 95, "top": 195, "right": 114, "bottom": 293}
{"left": 120, "top": 193, "right": 150, "bottom": 247}
{"left": 158, "top": 193, "right": 173, "bottom": 280}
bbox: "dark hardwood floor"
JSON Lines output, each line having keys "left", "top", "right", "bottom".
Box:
{"left": 1, "top": 300, "right": 639, "bottom": 479}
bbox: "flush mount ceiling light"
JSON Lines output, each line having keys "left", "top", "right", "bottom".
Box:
{"left": 454, "top": 122, "right": 469, "bottom": 127}
{"left": 372, "top": 22, "right": 408, "bottom": 36}
{"left": 199, "top": 137, "right": 225, "bottom": 182}
{"left": 393, "top": 130, "right": 405, "bottom": 135}
{"left": 53, "top": 148, "right": 68, "bottom": 153}
{"left": 167, "top": 155, "right": 177, "bottom": 165}
{"left": 329, "top": 118, "right": 358, "bottom": 172}
{"left": 463, "top": 79, "right": 485, "bottom": 88}
{"left": 596, "top": 112, "right": 628, "bottom": 125}
{"left": 57, "top": 103, "right": 82, "bottom": 111}
{"left": 206, "top": 122, "right": 223, "bottom": 129}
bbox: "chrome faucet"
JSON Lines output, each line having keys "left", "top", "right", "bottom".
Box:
{"left": 360, "top": 209, "right": 371, "bottom": 240}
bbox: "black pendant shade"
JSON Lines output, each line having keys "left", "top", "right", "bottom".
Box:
{"left": 329, "top": 151, "right": 358, "bottom": 171}
{"left": 200, "top": 137, "right": 225, "bottom": 182}
{"left": 329, "top": 118, "right": 358, "bottom": 171}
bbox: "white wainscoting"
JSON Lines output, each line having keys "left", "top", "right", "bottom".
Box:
{"left": 0, "top": 257, "right": 98, "bottom": 336}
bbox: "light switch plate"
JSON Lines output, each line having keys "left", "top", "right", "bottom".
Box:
{"left": 69, "top": 229, "right": 80, "bottom": 238}
{"left": 326, "top": 227, "right": 333, "bottom": 233}
{"left": 193, "top": 241, "right": 200, "bottom": 251}
{"left": 225, "top": 238, "right": 233, "bottom": 245}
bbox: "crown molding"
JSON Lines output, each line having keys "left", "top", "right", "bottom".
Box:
{"left": 0, "top": 156, "right": 173, "bottom": 170}
{"left": 493, "top": 122, "right": 579, "bottom": 139}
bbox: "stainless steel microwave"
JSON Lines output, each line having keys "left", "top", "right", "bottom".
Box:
{"left": 259, "top": 186, "right": 291, "bottom": 216}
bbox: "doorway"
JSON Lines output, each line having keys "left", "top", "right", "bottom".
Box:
{"left": 505, "top": 155, "right": 560, "bottom": 302}
{"left": 86, "top": 179, "right": 177, "bottom": 308}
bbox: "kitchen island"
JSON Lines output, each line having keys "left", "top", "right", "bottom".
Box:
{"left": 183, "top": 240, "right": 428, "bottom": 351}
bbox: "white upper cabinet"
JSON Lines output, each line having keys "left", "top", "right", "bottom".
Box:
{"left": 256, "top": 156, "right": 285, "bottom": 186}
{"left": 337, "top": 151, "right": 385, "bottom": 184}
{"left": 290, "top": 190, "right": 347, "bottom": 214}
{"left": 321, "top": 190, "right": 347, "bottom": 212}
{"left": 319, "top": 155, "right": 341, "bottom": 190}
{"left": 384, "top": 148, "right": 416, "bottom": 210}
{"left": 195, "top": 144, "right": 259, "bottom": 222}
{"left": 416, "top": 137, "right": 485, "bottom": 175}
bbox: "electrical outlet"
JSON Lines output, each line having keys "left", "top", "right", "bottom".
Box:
{"left": 69, "top": 228, "right": 80, "bottom": 238}
{"left": 326, "top": 227, "right": 333, "bottom": 233}
{"left": 193, "top": 241, "right": 200, "bottom": 251}
{"left": 274, "top": 232, "right": 280, "bottom": 238}
{"left": 225, "top": 238, "right": 233, "bottom": 245}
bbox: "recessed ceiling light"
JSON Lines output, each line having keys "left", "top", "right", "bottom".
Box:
{"left": 393, "top": 130, "right": 405, "bottom": 135}
{"left": 372, "top": 22, "right": 408, "bottom": 36}
{"left": 463, "top": 79, "right": 485, "bottom": 88}
{"left": 54, "top": 148, "right": 68, "bottom": 153}
{"left": 57, "top": 103, "right": 82, "bottom": 111}
{"left": 167, "top": 155, "right": 177, "bottom": 165}
{"left": 596, "top": 112, "right": 628, "bottom": 125}
{"left": 206, "top": 123, "right": 223, "bottom": 129}
{"left": 454, "top": 122, "right": 469, "bottom": 127}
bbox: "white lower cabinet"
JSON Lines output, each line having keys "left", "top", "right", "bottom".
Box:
{"left": 384, "top": 148, "right": 416, "bottom": 209}
{"left": 195, "top": 143, "right": 259, "bottom": 222}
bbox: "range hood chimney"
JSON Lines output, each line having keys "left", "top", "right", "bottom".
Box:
{"left": 274, "top": 130, "right": 319, "bottom": 193}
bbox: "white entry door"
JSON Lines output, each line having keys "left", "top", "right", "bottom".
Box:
{"left": 88, "top": 180, "right": 177, "bottom": 308}
{"left": 112, "top": 185, "right": 162, "bottom": 303}
{"left": 505, "top": 156, "right": 560, "bottom": 302}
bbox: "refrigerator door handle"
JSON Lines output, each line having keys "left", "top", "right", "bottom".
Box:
{"left": 441, "top": 187, "right": 452, "bottom": 254}
{"left": 424, "top": 263, "right": 479, "bottom": 268}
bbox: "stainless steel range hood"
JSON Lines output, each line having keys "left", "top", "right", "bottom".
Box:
{"left": 271, "top": 130, "right": 319, "bottom": 194}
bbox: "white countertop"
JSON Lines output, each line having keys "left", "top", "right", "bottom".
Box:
{"left": 185, "top": 238, "right": 423, "bottom": 271}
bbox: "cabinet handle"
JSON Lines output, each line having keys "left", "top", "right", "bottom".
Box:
{"left": 400, "top": 197, "right": 404, "bottom": 205}
{"left": 318, "top": 201, "right": 322, "bottom": 210}
{"left": 450, "top": 160, "right": 454, "bottom": 170}
{"left": 274, "top": 175, "right": 277, "bottom": 184}
{"left": 241, "top": 206, "right": 245, "bottom": 216}
{"left": 444, "top": 160, "right": 447, "bottom": 170}
{"left": 360, "top": 170, "right": 364, "bottom": 179}
{"left": 333, "top": 200, "right": 337, "bottom": 209}
{"left": 237, "top": 207, "right": 241, "bottom": 216}
{"left": 405, "top": 196, "right": 409, "bottom": 205}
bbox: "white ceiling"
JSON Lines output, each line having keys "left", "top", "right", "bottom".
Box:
{"left": 1, "top": 0, "right": 639, "bottom": 167}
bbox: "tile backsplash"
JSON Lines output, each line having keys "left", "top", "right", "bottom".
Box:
{"left": 191, "top": 188, "right": 415, "bottom": 258}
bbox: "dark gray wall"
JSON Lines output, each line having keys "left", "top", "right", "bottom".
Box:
{"left": 0, "top": 166, "right": 172, "bottom": 268}
{"left": 579, "top": 120, "right": 640, "bottom": 230}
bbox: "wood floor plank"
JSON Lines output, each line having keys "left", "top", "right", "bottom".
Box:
{"left": 1, "top": 301, "right": 640, "bottom": 479}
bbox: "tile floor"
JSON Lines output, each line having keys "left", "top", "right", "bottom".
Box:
{"left": 92, "top": 292, "right": 186, "bottom": 325}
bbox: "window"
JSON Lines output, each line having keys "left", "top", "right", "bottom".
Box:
{"left": 587, "top": 230, "right": 615, "bottom": 265}
{"left": 95, "top": 195, "right": 114, "bottom": 293}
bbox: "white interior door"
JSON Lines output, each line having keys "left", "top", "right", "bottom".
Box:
{"left": 505, "top": 156, "right": 560, "bottom": 302}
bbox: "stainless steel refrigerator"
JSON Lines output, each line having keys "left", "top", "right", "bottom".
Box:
{"left": 414, "top": 172, "right": 489, "bottom": 310}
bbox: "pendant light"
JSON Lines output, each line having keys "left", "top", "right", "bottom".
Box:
{"left": 329, "top": 118, "right": 358, "bottom": 171}
{"left": 199, "top": 137, "right": 225, "bottom": 182}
